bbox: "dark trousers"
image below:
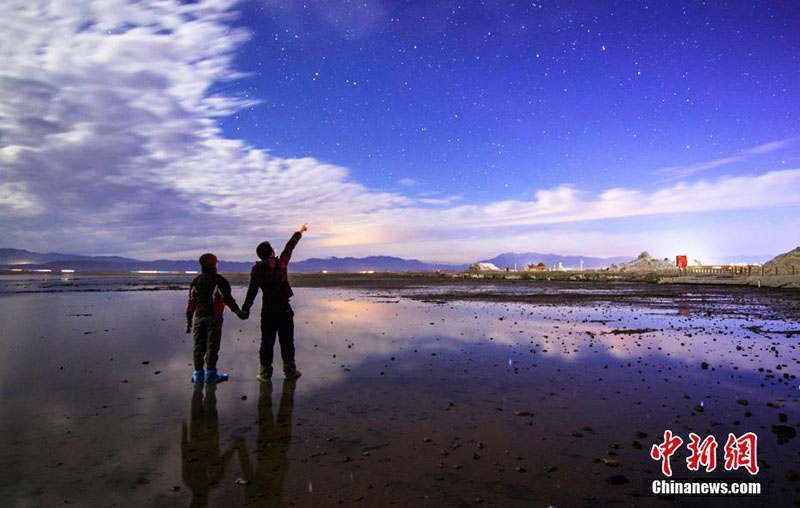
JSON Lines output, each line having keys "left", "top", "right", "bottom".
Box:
{"left": 259, "top": 302, "right": 295, "bottom": 367}
{"left": 192, "top": 316, "right": 223, "bottom": 370}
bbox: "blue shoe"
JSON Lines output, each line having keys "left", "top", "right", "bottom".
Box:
{"left": 191, "top": 369, "right": 205, "bottom": 384}
{"left": 205, "top": 368, "right": 229, "bottom": 384}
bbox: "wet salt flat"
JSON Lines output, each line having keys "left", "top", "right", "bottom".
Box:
{"left": 1, "top": 280, "right": 799, "bottom": 507}
{"left": 0, "top": 274, "right": 189, "bottom": 294}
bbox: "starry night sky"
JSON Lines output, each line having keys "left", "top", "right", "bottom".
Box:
{"left": 1, "top": 0, "right": 799, "bottom": 263}
{"left": 222, "top": 1, "right": 799, "bottom": 198}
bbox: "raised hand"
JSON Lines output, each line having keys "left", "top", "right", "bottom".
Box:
{"left": 299, "top": 223, "right": 308, "bottom": 233}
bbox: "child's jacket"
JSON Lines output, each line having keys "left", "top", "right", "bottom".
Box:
{"left": 187, "top": 272, "right": 241, "bottom": 319}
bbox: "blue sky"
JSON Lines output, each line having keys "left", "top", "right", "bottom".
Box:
{"left": 1, "top": 0, "right": 799, "bottom": 263}
{"left": 222, "top": 1, "right": 800, "bottom": 195}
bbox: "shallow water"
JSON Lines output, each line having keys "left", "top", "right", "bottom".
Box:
{"left": 0, "top": 284, "right": 798, "bottom": 507}
{"left": 0, "top": 274, "right": 190, "bottom": 294}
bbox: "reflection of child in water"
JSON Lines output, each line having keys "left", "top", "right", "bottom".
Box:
{"left": 181, "top": 385, "right": 240, "bottom": 508}
{"left": 235, "top": 380, "right": 296, "bottom": 507}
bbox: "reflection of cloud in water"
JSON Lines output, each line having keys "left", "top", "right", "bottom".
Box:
{"left": 1, "top": 286, "right": 798, "bottom": 506}
{"left": 282, "top": 290, "right": 780, "bottom": 376}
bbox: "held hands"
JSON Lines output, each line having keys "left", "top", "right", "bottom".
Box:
{"left": 299, "top": 223, "right": 308, "bottom": 233}
{"left": 235, "top": 309, "right": 249, "bottom": 320}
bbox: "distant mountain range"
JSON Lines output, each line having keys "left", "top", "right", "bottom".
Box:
{"left": 480, "top": 252, "right": 772, "bottom": 268}
{"left": 0, "top": 248, "right": 466, "bottom": 273}
{"left": 0, "top": 248, "right": 140, "bottom": 265}
{"left": 3, "top": 248, "right": 765, "bottom": 274}
{"left": 295, "top": 256, "right": 465, "bottom": 272}
{"left": 481, "top": 252, "right": 633, "bottom": 269}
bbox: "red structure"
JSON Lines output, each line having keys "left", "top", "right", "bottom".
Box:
{"left": 676, "top": 255, "right": 688, "bottom": 268}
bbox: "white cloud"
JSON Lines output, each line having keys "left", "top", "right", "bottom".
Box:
{"left": 0, "top": 182, "right": 44, "bottom": 216}
{"left": 0, "top": 0, "right": 412, "bottom": 253}
{"left": 652, "top": 138, "right": 798, "bottom": 180}
{"left": 1, "top": 0, "right": 798, "bottom": 263}
{"left": 311, "top": 169, "right": 800, "bottom": 254}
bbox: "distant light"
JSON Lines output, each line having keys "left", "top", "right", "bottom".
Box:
{"left": 132, "top": 270, "right": 159, "bottom": 274}
{"left": 61, "top": 269, "right": 75, "bottom": 273}
{"left": 11, "top": 268, "right": 22, "bottom": 272}
{"left": 321, "top": 270, "right": 328, "bottom": 274}
{"left": 184, "top": 270, "right": 198, "bottom": 274}
{"left": 33, "top": 269, "right": 52, "bottom": 273}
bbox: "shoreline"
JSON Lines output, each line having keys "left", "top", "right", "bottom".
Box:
{"left": 3, "top": 270, "right": 800, "bottom": 290}
{"left": 3, "top": 272, "right": 799, "bottom": 321}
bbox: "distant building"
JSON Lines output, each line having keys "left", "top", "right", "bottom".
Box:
{"left": 525, "top": 262, "right": 547, "bottom": 272}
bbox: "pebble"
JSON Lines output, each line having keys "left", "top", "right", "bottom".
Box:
{"left": 608, "top": 474, "right": 628, "bottom": 485}
{"left": 772, "top": 425, "right": 797, "bottom": 445}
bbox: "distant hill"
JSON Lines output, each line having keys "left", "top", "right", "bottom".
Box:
{"left": 293, "top": 256, "right": 466, "bottom": 272}
{"left": 0, "top": 248, "right": 466, "bottom": 273}
{"left": 0, "top": 248, "right": 140, "bottom": 266}
{"left": 1, "top": 248, "right": 774, "bottom": 274}
{"left": 762, "top": 246, "right": 800, "bottom": 276}
{"left": 0, "top": 248, "right": 661, "bottom": 273}
{"left": 481, "top": 252, "right": 633, "bottom": 270}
